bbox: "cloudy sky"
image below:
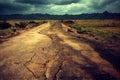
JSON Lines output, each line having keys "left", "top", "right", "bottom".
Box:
{"left": 0, "top": 0, "right": 120, "bottom": 15}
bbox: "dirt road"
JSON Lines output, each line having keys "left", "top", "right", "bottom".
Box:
{"left": 0, "top": 21, "right": 120, "bottom": 80}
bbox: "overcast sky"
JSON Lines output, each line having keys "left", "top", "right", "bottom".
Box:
{"left": 0, "top": 0, "right": 120, "bottom": 15}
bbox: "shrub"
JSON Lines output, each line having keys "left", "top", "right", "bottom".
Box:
{"left": 64, "top": 20, "right": 74, "bottom": 24}
{"left": 28, "top": 21, "right": 39, "bottom": 27}
{"left": 19, "top": 22, "right": 27, "bottom": 28}
{"left": 29, "top": 21, "right": 36, "bottom": 24}
{"left": 0, "top": 20, "right": 11, "bottom": 29}
{"left": 74, "top": 26, "right": 92, "bottom": 34}
{"left": 15, "top": 22, "right": 27, "bottom": 28}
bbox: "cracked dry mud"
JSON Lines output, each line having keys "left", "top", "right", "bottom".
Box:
{"left": 0, "top": 22, "right": 120, "bottom": 80}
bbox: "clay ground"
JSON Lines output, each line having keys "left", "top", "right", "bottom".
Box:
{"left": 0, "top": 21, "right": 120, "bottom": 80}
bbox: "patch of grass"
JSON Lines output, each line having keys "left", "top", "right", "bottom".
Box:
{"left": 94, "top": 30, "right": 112, "bottom": 38}
{"left": 0, "top": 29, "right": 11, "bottom": 36}
{"left": 73, "top": 26, "right": 93, "bottom": 34}
{"left": 73, "top": 25, "right": 120, "bottom": 41}
{"left": 75, "top": 20, "right": 120, "bottom": 27}
{"left": 95, "top": 31, "right": 120, "bottom": 40}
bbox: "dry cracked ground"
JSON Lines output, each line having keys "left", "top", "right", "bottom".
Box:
{"left": 0, "top": 21, "right": 120, "bottom": 80}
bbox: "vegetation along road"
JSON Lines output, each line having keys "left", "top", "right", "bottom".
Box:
{"left": 0, "top": 21, "right": 120, "bottom": 80}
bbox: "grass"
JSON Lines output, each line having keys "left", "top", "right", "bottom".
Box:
{"left": 73, "top": 26, "right": 92, "bottom": 34}
{"left": 63, "top": 20, "right": 120, "bottom": 41}
{"left": 1, "top": 20, "right": 120, "bottom": 41}
{"left": 74, "top": 20, "right": 120, "bottom": 27}
{"left": 0, "top": 29, "right": 12, "bottom": 36}
{"left": 0, "top": 20, "right": 48, "bottom": 37}
{"left": 73, "top": 25, "right": 120, "bottom": 40}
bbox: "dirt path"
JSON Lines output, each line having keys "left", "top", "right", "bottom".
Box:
{"left": 0, "top": 22, "right": 120, "bottom": 80}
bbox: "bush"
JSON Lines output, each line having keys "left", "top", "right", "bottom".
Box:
{"left": 74, "top": 26, "right": 92, "bottom": 34}
{"left": 19, "top": 22, "right": 27, "bottom": 28}
{"left": 28, "top": 21, "right": 39, "bottom": 27}
{"left": 29, "top": 21, "right": 36, "bottom": 24}
{"left": 63, "top": 20, "right": 75, "bottom": 24}
{"left": 15, "top": 22, "right": 27, "bottom": 28}
{"left": 0, "top": 20, "right": 11, "bottom": 29}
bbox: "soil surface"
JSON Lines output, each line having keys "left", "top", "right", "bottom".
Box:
{"left": 0, "top": 21, "right": 120, "bottom": 80}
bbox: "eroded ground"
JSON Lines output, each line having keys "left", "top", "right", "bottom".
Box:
{"left": 0, "top": 21, "right": 120, "bottom": 80}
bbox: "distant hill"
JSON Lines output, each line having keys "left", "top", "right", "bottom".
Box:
{"left": 0, "top": 11, "right": 120, "bottom": 20}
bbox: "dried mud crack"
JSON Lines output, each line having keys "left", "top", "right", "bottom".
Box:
{"left": 24, "top": 53, "right": 38, "bottom": 79}
{"left": 0, "top": 22, "right": 120, "bottom": 80}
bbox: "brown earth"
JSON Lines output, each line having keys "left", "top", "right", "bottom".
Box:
{"left": 0, "top": 21, "right": 120, "bottom": 80}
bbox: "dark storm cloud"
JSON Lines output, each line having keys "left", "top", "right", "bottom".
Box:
{"left": 16, "top": 0, "right": 47, "bottom": 4}
{"left": 0, "top": 0, "right": 120, "bottom": 14}
{"left": 89, "top": 0, "right": 118, "bottom": 9}
{"left": 16, "top": 0, "right": 80, "bottom": 5}
{"left": 101, "top": 0, "right": 116, "bottom": 6}
{"left": 0, "top": 3, "right": 31, "bottom": 14}
{"left": 107, "top": 0, "right": 120, "bottom": 13}
{"left": 88, "top": 0, "right": 120, "bottom": 12}
{"left": 0, "top": 0, "right": 32, "bottom": 14}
